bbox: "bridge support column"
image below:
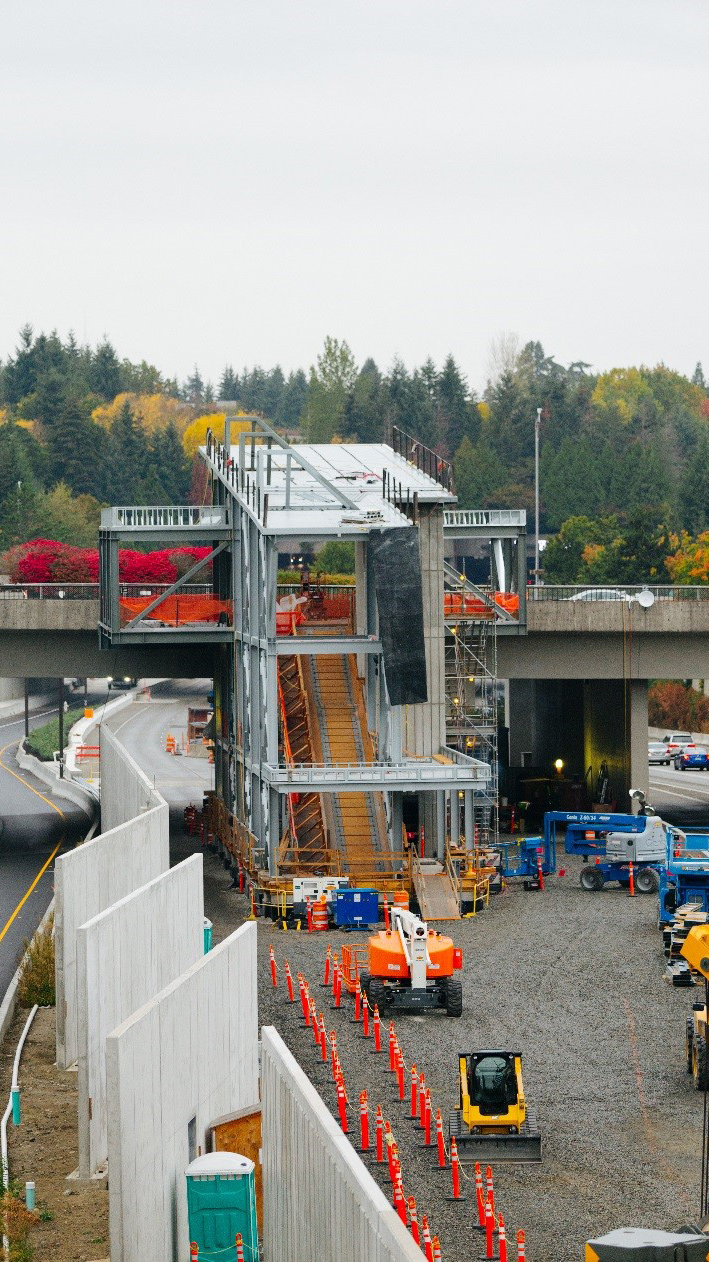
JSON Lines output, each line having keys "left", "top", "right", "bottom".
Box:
{"left": 628, "top": 679, "right": 650, "bottom": 806}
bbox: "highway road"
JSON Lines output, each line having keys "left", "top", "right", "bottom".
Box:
{"left": 100, "top": 678, "right": 214, "bottom": 807}
{"left": 649, "top": 762, "right": 709, "bottom": 829}
{"left": 0, "top": 702, "right": 95, "bottom": 1005}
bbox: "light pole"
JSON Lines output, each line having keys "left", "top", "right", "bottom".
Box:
{"left": 534, "top": 407, "right": 542, "bottom": 586}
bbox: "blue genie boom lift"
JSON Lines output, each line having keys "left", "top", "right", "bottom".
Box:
{"left": 542, "top": 810, "right": 668, "bottom": 893}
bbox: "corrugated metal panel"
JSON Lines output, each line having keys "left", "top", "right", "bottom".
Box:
{"left": 262, "top": 1027, "right": 424, "bottom": 1262}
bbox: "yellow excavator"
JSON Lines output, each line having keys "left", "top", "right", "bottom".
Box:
{"left": 449, "top": 1050, "right": 542, "bottom": 1163}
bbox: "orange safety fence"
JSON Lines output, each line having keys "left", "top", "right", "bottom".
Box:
{"left": 276, "top": 609, "right": 305, "bottom": 634}
{"left": 443, "top": 591, "right": 519, "bottom": 619}
{"left": 120, "top": 595, "right": 233, "bottom": 626}
{"left": 340, "top": 944, "right": 369, "bottom": 994}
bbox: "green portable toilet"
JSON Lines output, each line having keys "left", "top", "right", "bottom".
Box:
{"left": 186, "top": 1152, "right": 258, "bottom": 1260}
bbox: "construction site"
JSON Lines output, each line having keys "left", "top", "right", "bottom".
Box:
{"left": 5, "top": 421, "right": 709, "bottom": 1262}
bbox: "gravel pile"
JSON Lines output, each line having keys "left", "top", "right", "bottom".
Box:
{"left": 189, "top": 817, "right": 703, "bottom": 1262}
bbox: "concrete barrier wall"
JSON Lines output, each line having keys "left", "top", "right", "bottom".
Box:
{"left": 55, "top": 802, "right": 169, "bottom": 1068}
{"left": 77, "top": 854, "right": 204, "bottom": 1177}
{"left": 106, "top": 922, "right": 258, "bottom": 1262}
{"left": 261, "top": 1026, "right": 423, "bottom": 1262}
{"left": 100, "top": 723, "right": 162, "bottom": 830}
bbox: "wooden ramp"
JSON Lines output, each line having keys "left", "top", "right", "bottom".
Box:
{"left": 413, "top": 868, "right": 461, "bottom": 921}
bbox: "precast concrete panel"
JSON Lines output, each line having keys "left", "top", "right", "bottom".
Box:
{"left": 100, "top": 723, "right": 162, "bottom": 830}
{"left": 261, "top": 1026, "right": 423, "bottom": 1262}
{"left": 77, "top": 854, "right": 204, "bottom": 1176}
{"left": 55, "top": 802, "right": 169, "bottom": 1068}
{"left": 106, "top": 922, "right": 258, "bottom": 1262}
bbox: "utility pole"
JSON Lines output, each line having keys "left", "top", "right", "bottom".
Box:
{"left": 534, "top": 407, "right": 542, "bottom": 586}
{"left": 24, "top": 679, "right": 29, "bottom": 742}
{"left": 58, "top": 678, "right": 64, "bottom": 779}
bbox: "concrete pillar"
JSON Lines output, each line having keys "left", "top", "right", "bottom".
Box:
{"left": 629, "top": 680, "right": 649, "bottom": 803}
{"left": 464, "top": 791, "right": 474, "bottom": 852}
{"left": 436, "top": 791, "right": 446, "bottom": 863}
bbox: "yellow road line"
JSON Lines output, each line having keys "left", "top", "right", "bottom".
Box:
{"left": 0, "top": 838, "right": 63, "bottom": 945}
{"left": 0, "top": 740, "right": 65, "bottom": 818}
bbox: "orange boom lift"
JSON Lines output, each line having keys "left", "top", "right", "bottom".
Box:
{"left": 360, "top": 906, "right": 463, "bottom": 1016}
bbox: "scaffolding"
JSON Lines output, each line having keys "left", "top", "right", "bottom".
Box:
{"left": 445, "top": 612, "right": 498, "bottom": 847}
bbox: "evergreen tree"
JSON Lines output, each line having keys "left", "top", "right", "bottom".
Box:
{"left": 151, "top": 420, "right": 190, "bottom": 502}
{"left": 453, "top": 437, "right": 506, "bottom": 508}
{"left": 692, "top": 362, "right": 706, "bottom": 389}
{"left": 437, "top": 355, "right": 476, "bottom": 455}
{"left": 107, "top": 400, "right": 147, "bottom": 502}
{"left": 281, "top": 370, "right": 308, "bottom": 428}
{"left": 301, "top": 338, "right": 356, "bottom": 441}
{"left": 89, "top": 339, "right": 122, "bottom": 399}
{"left": 185, "top": 367, "right": 205, "bottom": 404}
{"left": 681, "top": 430, "right": 709, "bottom": 531}
{"left": 218, "top": 366, "right": 239, "bottom": 400}
{"left": 343, "top": 359, "right": 384, "bottom": 442}
{"left": 47, "top": 402, "right": 108, "bottom": 498}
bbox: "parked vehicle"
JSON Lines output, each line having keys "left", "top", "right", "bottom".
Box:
{"left": 649, "top": 740, "right": 671, "bottom": 766}
{"left": 675, "top": 745, "right": 709, "bottom": 771}
{"left": 566, "top": 588, "right": 630, "bottom": 602}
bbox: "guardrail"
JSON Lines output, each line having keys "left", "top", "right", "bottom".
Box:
{"left": 528, "top": 585, "right": 709, "bottom": 602}
{"left": 0, "top": 582, "right": 213, "bottom": 600}
{"left": 101, "top": 505, "right": 229, "bottom": 530}
{"left": 444, "top": 508, "right": 526, "bottom": 528}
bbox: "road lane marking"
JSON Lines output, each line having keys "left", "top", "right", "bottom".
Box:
{"left": 0, "top": 838, "right": 64, "bottom": 946}
{"left": 0, "top": 708, "right": 58, "bottom": 732}
{"left": 649, "top": 781, "right": 709, "bottom": 803}
{"left": 0, "top": 741, "right": 66, "bottom": 817}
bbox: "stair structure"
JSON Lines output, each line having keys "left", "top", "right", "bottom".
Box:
{"left": 307, "top": 654, "right": 392, "bottom": 882}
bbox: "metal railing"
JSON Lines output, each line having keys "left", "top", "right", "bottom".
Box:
{"left": 0, "top": 581, "right": 213, "bottom": 600}
{"left": 528, "top": 585, "right": 709, "bottom": 602}
{"left": 444, "top": 508, "right": 526, "bottom": 528}
{"left": 101, "top": 505, "right": 229, "bottom": 530}
{"left": 390, "top": 425, "right": 454, "bottom": 493}
{"left": 268, "top": 759, "right": 491, "bottom": 784}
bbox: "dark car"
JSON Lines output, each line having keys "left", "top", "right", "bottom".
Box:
{"left": 675, "top": 745, "right": 709, "bottom": 771}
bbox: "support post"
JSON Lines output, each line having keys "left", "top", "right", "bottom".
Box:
{"left": 464, "top": 791, "right": 474, "bottom": 852}
{"left": 436, "top": 791, "right": 446, "bottom": 864}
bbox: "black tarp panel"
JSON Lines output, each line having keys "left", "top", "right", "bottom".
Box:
{"left": 369, "top": 527, "right": 428, "bottom": 706}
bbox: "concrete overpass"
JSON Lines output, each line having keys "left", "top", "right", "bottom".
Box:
{"left": 0, "top": 595, "right": 207, "bottom": 677}
{"left": 4, "top": 582, "right": 709, "bottom": 810}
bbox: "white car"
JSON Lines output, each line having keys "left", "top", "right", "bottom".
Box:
{"left": 566, "top": 588, "right": 630, "bottom": 602}
{"left": 648, "top": 741, "right": 671, "bottom": 766}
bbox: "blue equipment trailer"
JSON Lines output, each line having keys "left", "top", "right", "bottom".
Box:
{"left": 543, "top": 811, "right": 668, "bottom": 893}
{"left": 658, "top": 831, "right": 709, "bottom": 925}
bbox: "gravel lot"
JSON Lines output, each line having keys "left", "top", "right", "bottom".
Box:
{"left": 200, "top": 829, "right": 706, "bottom": 1262}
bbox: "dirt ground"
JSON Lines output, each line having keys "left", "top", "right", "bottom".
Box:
{"left": 0, "top": 1006, "right": 109, "bottom": 1261}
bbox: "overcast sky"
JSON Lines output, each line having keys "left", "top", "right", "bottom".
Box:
{"left": 2, "top": 0, "right": 708, "bottom": 393}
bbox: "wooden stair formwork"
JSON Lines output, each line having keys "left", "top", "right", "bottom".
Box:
{"left": 278, "top": 654, "right": 329, "bottom": 871}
